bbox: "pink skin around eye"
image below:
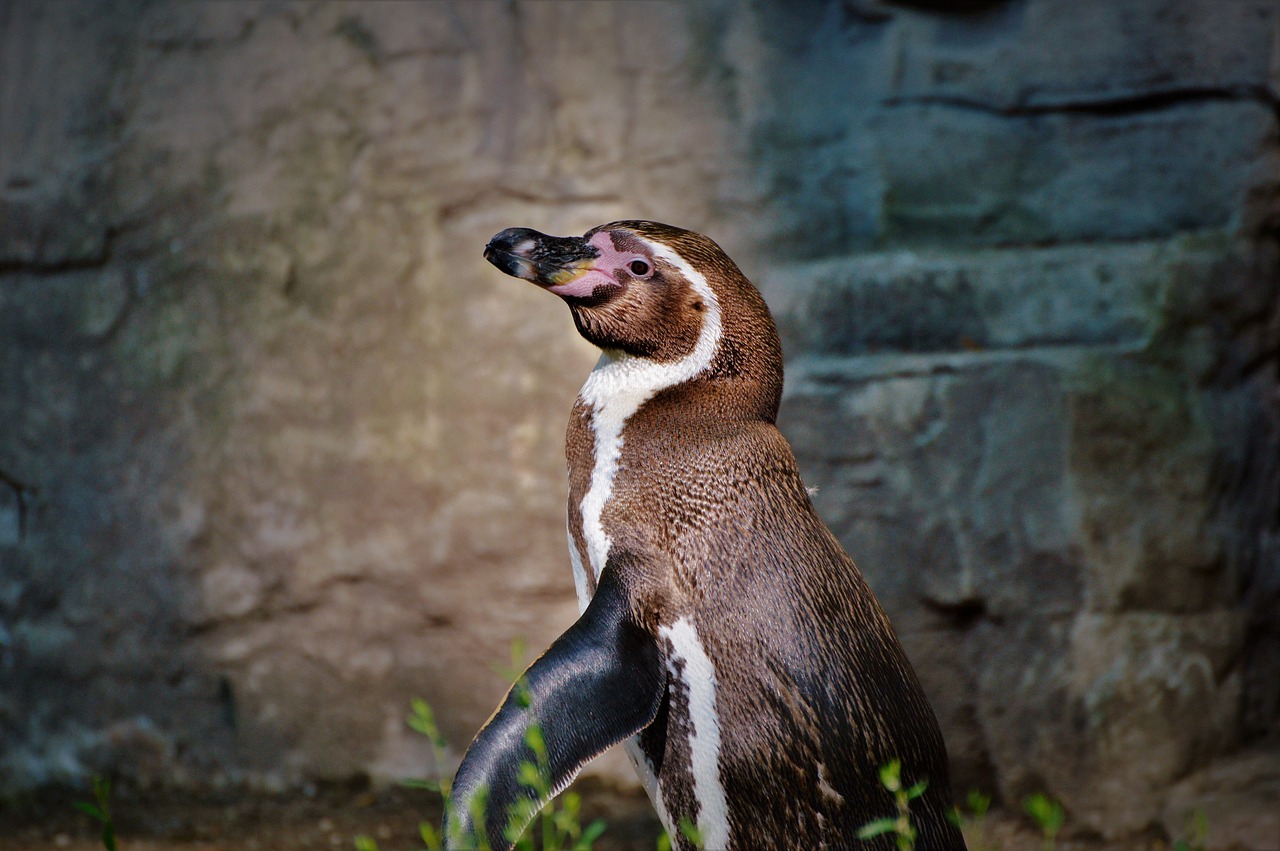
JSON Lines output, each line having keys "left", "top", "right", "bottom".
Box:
{"left": 547, "top": 231, "right": 643, "bottom": 299}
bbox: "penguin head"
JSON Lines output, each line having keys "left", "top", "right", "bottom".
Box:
{"left": 484, "top": 221, "right": 701, "bottom": 360}
{"left": 485, "top": 220, "right": 783, "bottom": 418}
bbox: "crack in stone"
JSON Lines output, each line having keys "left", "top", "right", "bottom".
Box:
{"left": 0, "top": 225, "right": 117, "bottom": 277}
{"left": 885, "top": 84, "right": 1280, "bottom": 118}
{"left": 0, "top": 469, "right": 36, "bottom": 544}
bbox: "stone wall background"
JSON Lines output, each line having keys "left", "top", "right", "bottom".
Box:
{"left": 1, "top": 0, "right": 1277, "bottom": 842}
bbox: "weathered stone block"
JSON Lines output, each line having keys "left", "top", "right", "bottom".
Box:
{"left": 971, "top": 615, "right": 1076, "bottom": 801}
{"left": 735, "top": 1, "right": 1280, "bottom": 254}
{"left": 971, "top": 611, "right": 1244, "bottom": 837}
{"left": 886, "top": 0, "right": 1280, "bottom": 109}
{"left": 874, "top": 101, "right": 1276, "bottom": 245}
{"left": 1063, "top": 611, "right": 1245, "bottom": 835}
{"left": 762, "top": 240, "right": 1180, "bottom": 355}
{"left": 0, "top": 497, "right": 18, "bottom": 548}
{"left": 1067, "top": 356, "right": 1230, "bottom": 613}
{"left": 781, "top": 353, "right": 1080, "bottom": 621}
{"left": 0, "top": 1, "right": 126, "bottom": 267}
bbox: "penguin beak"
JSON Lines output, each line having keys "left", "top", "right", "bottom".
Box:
{"left": 484, "top": 228, "right": 601, "bottom": 289}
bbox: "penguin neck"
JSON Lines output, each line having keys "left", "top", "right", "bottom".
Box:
{"left": 579, "top": 336, "right": 781, "bottom": 429}
{"left": 578, "top": 263, "right": 724, "bottom": 423}
{"left": 571, "top": 339, "right": 723, "bottom": 600}
{"left": 580, "top": 348, "right": 705, "bottom": 422}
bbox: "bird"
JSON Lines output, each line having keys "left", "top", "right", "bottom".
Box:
{"left": 444, "top": 220, "right": 967, "bottom": 850}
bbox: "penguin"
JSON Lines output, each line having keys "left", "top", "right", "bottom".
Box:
{"left": 444, "top": 221, "right": 967, "bottom": 850}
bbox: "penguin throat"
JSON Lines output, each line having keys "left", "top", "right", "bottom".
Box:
{"left": 573, "top": 247, "right": 724, "bottom": 594}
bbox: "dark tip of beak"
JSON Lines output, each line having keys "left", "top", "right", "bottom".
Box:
{"left": 486, "top": 228, "right": 543, "bottom": 257}
{"left": 484, "top": 228, "right": 544, "bottom": 279}
{"left": 483, "top": 227, "right": 600, "bottom": 284}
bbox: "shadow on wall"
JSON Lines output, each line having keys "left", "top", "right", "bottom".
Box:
{"left": 1, "top": 0, "right": 1278, "bottom": 843}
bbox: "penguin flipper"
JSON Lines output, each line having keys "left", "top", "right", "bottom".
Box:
{"left": 444, "top": 564, "right": 666, "bottom": 851}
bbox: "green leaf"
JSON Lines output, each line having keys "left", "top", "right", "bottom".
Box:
{"left": 353, "top": 836, "right": 379, "bottom": 851}
{"left": 1025, "top": 793, "right": 1062, "bottom": 823}
{"left": 510, "top": 638, "right": 527, "bottom": 670}
{"left": 495, "top": 640, "right": 530, "bottom": 689}
{"left": 966, "top": 790, "right": 991, "bottom": 818}
{"left": 419, "top": 821, "right": 443, "bottom": 851}
{"left": 677, "top": 816, "right": 703, "bottom": 847}
{"left": 857, "top": 817, "right": 899, "bottom": 839}
{"left": 504, "top": 796, "right": 540, "bottom": 843}
{"left": 516, "top": 761, "right": 543, "bottom": 791}
{"left": 905, "top": 779, "right": 928, "bottom": 800}
{"left": 408, "top": 698, "right": 439, "bottom": 737}
{"left": 878, "top": 759, "right": 903, "bottom": 792}
{"left": 74, "top": 802, "right": 107, "bottom": 822}
{"left": 656, "top": 831, "right": 672, "bottom": 851}
{"left": 571, "top": 819, "right": 607, "bottom": 850}
{"left": 468, "top": 787, "right": 492, "bottom": 851}
{"left": 523, "top": 724, "right": 546, "bottom": 760}
{"left": 1022, "top": 792, "right": 1065, "bottom": 837}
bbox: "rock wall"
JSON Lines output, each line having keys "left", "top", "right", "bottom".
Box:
{"left": 1, "top": 0, "right": 1277, "bottom": 840}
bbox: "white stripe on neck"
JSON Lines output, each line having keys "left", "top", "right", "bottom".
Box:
{"left": 574, "top": 242, "right": 723, "bottom": 602}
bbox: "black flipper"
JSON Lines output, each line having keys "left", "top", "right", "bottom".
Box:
{"left": 444, "top": 564, "right": 667, "bottom": 850}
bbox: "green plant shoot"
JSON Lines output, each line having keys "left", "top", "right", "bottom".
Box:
{"left": 1022, "top": 792, "right": 1065, "bottom": 851}
{"left": 856, "top": 759, "right": 927, "bottom": 850}
{"left": 73, "top": 776, "right": 118, "bottom": 851}
{"left": 408, "top": 640, "right": 608, "bottom": 851}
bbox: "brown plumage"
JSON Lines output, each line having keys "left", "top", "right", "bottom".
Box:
{"left": 447, "top": 221, "right": 966, "bottom": 851}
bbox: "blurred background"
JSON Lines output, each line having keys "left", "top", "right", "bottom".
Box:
{"left": 1, "top": 0, "right": 1278, "bottom": 847}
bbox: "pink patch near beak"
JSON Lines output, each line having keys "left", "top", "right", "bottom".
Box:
{"left": 546, "top": 231, "right": 635, "bottom": 299}
{"left": 547, "top": 270, "right": 619, "bottom": 298}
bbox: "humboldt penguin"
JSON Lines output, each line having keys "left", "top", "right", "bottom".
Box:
{"left": 445, "top": 221, "right": 966, "bottom": 850}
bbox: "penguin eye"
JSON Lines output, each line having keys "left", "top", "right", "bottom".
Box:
{"left": 628, "top": 259, "right": 651, "bottom": 276}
